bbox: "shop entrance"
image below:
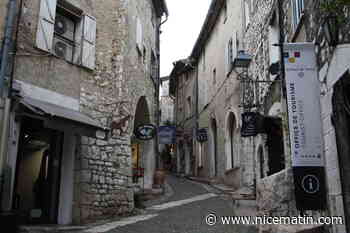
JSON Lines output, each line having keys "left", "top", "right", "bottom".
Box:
{"left": 13, "top": 117, "right": 63, "bottom": 224}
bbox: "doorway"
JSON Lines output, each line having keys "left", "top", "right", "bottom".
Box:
{"left": 332, "top": 72, "right": 350, "bottom": 231}
{"left": 211, "top": 118, "right": 218, "bottom": 177}
{"left": 13, "top": 117, "right": 63, "bottom": 224}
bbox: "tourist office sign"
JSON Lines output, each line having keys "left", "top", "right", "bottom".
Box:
{"left": 284, "top": 43, "right": 326, "bottom": 210}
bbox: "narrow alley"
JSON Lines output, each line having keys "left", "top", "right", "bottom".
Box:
{"left": 84, "top": 175, "right": 257, "bottom": 233}
{"left": 0, "top": 0, "right": 350, "bottom": 233}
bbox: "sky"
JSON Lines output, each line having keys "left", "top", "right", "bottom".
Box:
{"left": 160, "top": 0, "right": 212, "bottom": 77}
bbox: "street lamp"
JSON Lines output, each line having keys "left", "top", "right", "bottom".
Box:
{"left": 233, "top": 50, "right": 252, "bottom": 68}
{"left": 322, "top": 14, "right": 339, "bottom": 47}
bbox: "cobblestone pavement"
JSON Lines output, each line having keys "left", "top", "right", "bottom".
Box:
{"left": 83, "top": 174, "right": 258, "bottom": 233}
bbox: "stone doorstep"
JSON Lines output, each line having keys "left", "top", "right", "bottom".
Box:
{"left": 229, "top": 187, "right": 256, "bottom": 200}
{"left": 186, "top": 176, "right": 216, "bottom": 185}
{"left": 18, "top": 225, "right": 88, "bottom": 233}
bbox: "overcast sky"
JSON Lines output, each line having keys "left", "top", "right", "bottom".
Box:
{"left": 160, "top": 0, "right": 212, "bottom": 77}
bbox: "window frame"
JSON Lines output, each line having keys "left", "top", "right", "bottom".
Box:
{"left": 291, "top": 0, "right": 305, "bottom": 31}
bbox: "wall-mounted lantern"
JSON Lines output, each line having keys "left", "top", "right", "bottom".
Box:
{"left": 233, "top": 50, "right": 252, "bottom": 69}
{"left": 322, "top": 14, "right": 339, "bottom": 47}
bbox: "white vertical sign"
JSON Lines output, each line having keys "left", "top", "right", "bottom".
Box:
{"left": 284, "top": 43, "right": 325, "bottom": 167}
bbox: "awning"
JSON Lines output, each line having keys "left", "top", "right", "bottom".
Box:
{"left": 19, "top": 96, "right": 108, "bottom": 136}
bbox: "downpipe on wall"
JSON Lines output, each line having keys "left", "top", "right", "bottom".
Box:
{"left": 0, "top": 0, "right": 17, "bottom": 211}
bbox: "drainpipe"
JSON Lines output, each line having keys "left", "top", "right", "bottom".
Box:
{"left": 155, "top": 14, "right": 168, "bottom": 170}
{"left": 0, "top": 0, "right": 17, "bottom": 211}
{"left": 194, "top": 63, "right": 199, "bottom": 176}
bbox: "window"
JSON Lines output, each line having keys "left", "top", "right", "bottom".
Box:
{"left": 227, "top": 38, "right": 233, "bottom": 72}
{"left": 187, "top": 96, "right": 191, "bottom": 117}
{"left": 292, "top": 0, "right": 304, "bottom": 30}
{"left": 36, "top": 0, "right": 96, "bottom": 70}
{"left": 151, "top": 51, "right": 157, "bottom": 79}
{"left": 223, "top": 0, "right": 227, "bottom": 23}
{"left": 244, "top": 0, "right": 250, "bottom": 28}
{"left": 250, "top": 0, "right": 256, "bottom": 14}
{"left": 213, "top": 68, "right": 216, "bottom": 85}
{"left": 202, "top": 48, "right": 206, "bottom": 71}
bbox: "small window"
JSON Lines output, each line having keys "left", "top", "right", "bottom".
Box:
{"left": 202, "top": 48, "right": 206, "bottom": 71}
{"left": 244, "top": 0, "right": 250, "bottom": 28}
{"left": 187, "top": 96, "right": 191, "bottom": 117}
{"left": 136, "top": 17, "right": 143, "bottom": 53}
{"left": 143, "top": 46, "right": 146, "bottom": 64}
{"left": 213, "top": 68, "right": 216, "bottom": 85}
{"left": 228, "top": 38, "right": 233, "bottom": 70}
{"left": 223, "top": 1, "right": 227, "bottom": 23}
{"left": 292, "top": 0, "right": 304, "bottom": 31}
{"left": 151, "top": 51, "right": 157, "bottom": 79}
{"left": 36, "top": 0, "right": 96, "bottom": 69}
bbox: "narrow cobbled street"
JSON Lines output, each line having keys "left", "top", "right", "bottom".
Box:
{"left": 84, "top": 175, "right": 257, "bottom": 233}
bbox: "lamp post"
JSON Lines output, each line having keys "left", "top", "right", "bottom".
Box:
{"left": 322, "top": 14, "right": 339, "bottom": 47}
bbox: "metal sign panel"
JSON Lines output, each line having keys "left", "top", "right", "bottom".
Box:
{"left": 158, "top": 126, "right": 176, "bottom": 144}
{"left": 196, "top": 128, "right": 208, "bottom": 142}
{"left": 241, "top": 112, "right": 264, "bottom": 137}
{"left": 134, "top": 124, "right": 156, "bottom": 140}
{"left": 284, "top": 43, "right": 326, "bottom": 210}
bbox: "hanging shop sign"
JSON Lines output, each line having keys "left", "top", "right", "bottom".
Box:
{"left": 158, "top": 126, "right": 176, "bottom": 144}
{"left": 134, "top": 124, "right": 156, "bottom": 140}
{"left": 241, "top": 112, "right": 264, "bottom": 137}
{"left": 196, "top": 128, "right": 208, "bottom": 142}
{"left": 284, "top": 43, "right": 326, "bottom": 210}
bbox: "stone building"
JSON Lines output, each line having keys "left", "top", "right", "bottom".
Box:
{"left": 170, "top": 0, "right": 255, "bottom": 189}
{"left": 170, "top": 59, "right": 196, "bottom": 175}
{"left": 242, "top": 0, "right": 349, "bottom": 232}
{"left": 170, "top": 0, "right": 349, "bottom": 232}
{"left": 0, "top": 0, "right": 167, "bottom": 225}
{"left": 160, "top": 76, "right": 174, "bottom": 124}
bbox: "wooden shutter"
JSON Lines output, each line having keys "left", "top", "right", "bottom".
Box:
{"left": 73, "top": 19, "right": 83, "bottom": 65}
{"left": 81, "top": 15, "right": 96, "bottom": 70}
{"left": 136, "top": 17, "right": 143, "bottom": 52}
{"left": 36, "top": 0, "right": 57, "bottom": 52}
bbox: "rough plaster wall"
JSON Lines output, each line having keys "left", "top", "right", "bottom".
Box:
{"left": 74, "top": 0, "right": 159, "bottom": 223}
{"left": 196, "top": 0, "right": 246, "bottom": 183}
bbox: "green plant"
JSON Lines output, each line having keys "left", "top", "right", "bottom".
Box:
{"left": 321, "top": 0, "right": 350, "bottom": 23}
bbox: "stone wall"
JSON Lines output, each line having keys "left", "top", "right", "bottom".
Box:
{"left": 73, "top": 0, "right": 159, "bottom": 224}
{"left": 244, "top": 0, "right": 349, "bottom": 232}
{"left": 7, "top": 0, "right": 160, "bottom": 224}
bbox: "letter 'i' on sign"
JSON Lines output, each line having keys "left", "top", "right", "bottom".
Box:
{"left": 284, "top": 43, "right": 327, "bottom": 210}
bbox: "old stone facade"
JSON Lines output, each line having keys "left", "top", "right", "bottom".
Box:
{"left": 170, "top": 0, "right": 349, "bottom": 232}
{"left": 170, "top": 0, "right": 254, "bottom": 190}
{"left": 0, "top": 0, "right": 167, "bottom": 225}
{"left": 243, "top": 0, "right": 350, "bottom": 232}
{"left": 160, "top": 76, "right": 174, "bottom": 124}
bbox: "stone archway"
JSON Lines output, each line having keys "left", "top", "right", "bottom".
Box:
{"left": 132, "top": 96, "right": 155, "bottom": 189}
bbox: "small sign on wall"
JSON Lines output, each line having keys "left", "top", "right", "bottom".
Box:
{"left": 158, "top": 126, "right": 176, "bottom": 144}
{"left": 134, "top": 124, "right": 156, "bottom": 140}
{"left": 241, "top": 112, "right": 264, "bottom": 137}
